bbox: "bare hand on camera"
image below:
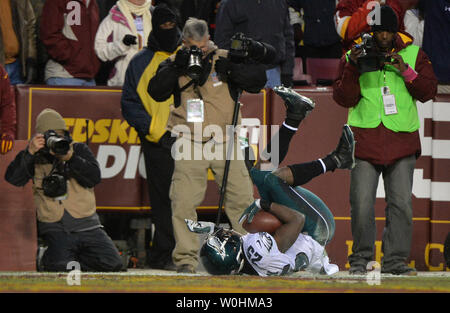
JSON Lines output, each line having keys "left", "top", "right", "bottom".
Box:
{"left": 50, "top": 143, "right": 74, "bottom": 161}
{"left": 28, "top": 133, "right": 45, "bottom": 155}
{"left": 385, "top": 53, "right": 407, "bottom": 72}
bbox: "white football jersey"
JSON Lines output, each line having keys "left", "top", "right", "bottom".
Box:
{"left": 242, "top": 232, "right": 339, "bottom": 277}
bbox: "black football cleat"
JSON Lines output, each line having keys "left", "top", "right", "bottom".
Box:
{"left": 273, "top": 85, "right": 315, "bottom": 121}
{"left": 328, "top": 125, "right": 356, "bottom": 170}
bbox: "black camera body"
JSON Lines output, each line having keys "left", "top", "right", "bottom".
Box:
{"left": 186, "top": 45, "right": 204, "bottom": 81}
{"left": 229, "top": 33, "right": 251, "bottom": 61}
{"left": 42, "top": 172, "right": 67, "bottom": 200}
{"left": 229, "top": 33, "right": 275, "bottom": 64}
{"left": 357, "top": 33, "right": 391, "bottom": 74}
{"left": 39, "top": 130, "right": 70, "bottom": 199}
{"left": 44, "top": 130, "right": 70, "bottom": 155}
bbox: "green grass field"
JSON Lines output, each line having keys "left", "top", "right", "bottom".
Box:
{"left": 1, "top": 270, "right": 449, "bottom": 293}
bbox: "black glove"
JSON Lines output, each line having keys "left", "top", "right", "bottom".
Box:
{"left": 173, "top": 48, "right": 190, "bottom": 69}
{"left": 281, "top": 74, "right": 293, "bottom": 88}
{"left": 123, "top": 34, "right": 137, "bottom": 46}
{"left": 214, "top": 56, "right": 232, "bottom": 82}
{"left": 247, "top": 39, "right": 265, "bottom": 60}
{"left": 158, "top": 131, "right": 176, "bottom": 150}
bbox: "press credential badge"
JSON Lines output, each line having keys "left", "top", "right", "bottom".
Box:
{"left": 187, "top": 98, "right": 204, "bottom": 122}
{"left": 381, "top": 86, "right": 398, "bottom": 115}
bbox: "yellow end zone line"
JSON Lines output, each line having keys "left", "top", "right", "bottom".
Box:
{"left": 28, "top": 87, "right": 122, "bottom": 139}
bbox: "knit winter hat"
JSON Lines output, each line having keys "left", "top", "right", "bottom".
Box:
{"left": 35, "top": 108, "right": 67, "bottom": 134}
{"left": 371, "top": 5, "right": 399, "bottom": 33}
{"left": 151, "top": 3, "right": 176, "bottom": 30}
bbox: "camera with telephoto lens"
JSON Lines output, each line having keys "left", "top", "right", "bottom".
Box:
{"left": 356, "top": 33, "right": 391, "bottom": 74}
{"left": 228, "top": 33, "right": 274, "bottom": 64}
{"left": 44, "top": 130, "right": 70, "bottom": 155}
{"left": 186, "top": 45, "right": 203, "bottom": 81}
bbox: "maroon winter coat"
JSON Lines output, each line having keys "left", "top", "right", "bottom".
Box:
{"left": 333, "top": 33, "right": 438, "bottom": 165}
{"left": 335, "top": 0, "right": 407, "bottom": 51}
{"left": 40, "top": 0, "right": 100, "bottom": 79}
{"left": 0, "top": 65, "right": 16, "bottom": 138}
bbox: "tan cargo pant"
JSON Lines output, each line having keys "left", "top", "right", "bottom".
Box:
{"left": 170, "top": 137, "right": 254, "bottom": 268}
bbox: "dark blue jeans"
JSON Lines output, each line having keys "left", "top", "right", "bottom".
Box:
{"left": 5, "top": 60, "right": 23, "bottom": 85}
{"left": 348, "top": 155, "right": 416, "bottom": 269}
{"left": 41, "top": 228, "right": 123, "bottom": 272}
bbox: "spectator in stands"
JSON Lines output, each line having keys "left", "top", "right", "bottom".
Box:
{"left": 154, "top": 0, "right": 182, "bottom": 24}
{"left": 0, "top": 0, "right": 37, "bottom": 85}
{"left": 288, "top": 0, "right": 342, "bottom": 65}
{"left": 179, "top": 0, "right": 220, "bottom": 38}
{"left": 403, "top": 0, "right": 423, "bottom": 47}
{"left": 5, "top": 108, "right": 123, "bottom": 272}
{"left": 0, "top": 65, "right": 15, "bottom": 155}
{"left": 95, "top": 0, "right": 119, "bottom": 85}
{"left": 147, "top": 18, "right": 267, "bottom": 273}
{"left": 121, "top": 3, "right": 181, "bottom": 271}
{"left": 97, "top": 0, "right": 119, "bottom": 20}
{"left": 95, "top": 0, "right": 153, "bottom": 86}
{"left": 421, "top": 0, "right": 450, "bottom": 93}
{"left": 333, "top": 5, "right": 437, "bottom": 275}
{"left": 214, "top": 0, "right": 295, "bottom": 88}
{"left": 41, "top": 0, "right": 101, "bottom": 86}
{"left": 335, "top": 0, "right": 407, "bottom": 51}
{"left": 29, "top": 0, "right": 49, "bottom": 84}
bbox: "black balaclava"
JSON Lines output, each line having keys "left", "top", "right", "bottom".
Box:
{"left": 149, "top": 3, "right": 179, "bottom": 52}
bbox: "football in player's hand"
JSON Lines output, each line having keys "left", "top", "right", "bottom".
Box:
{"left": 243, "top": 210, "right": 282, "bottom": 234}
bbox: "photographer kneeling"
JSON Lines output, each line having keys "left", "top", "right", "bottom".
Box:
{"left": 5, "top": 109, "right": 123, "bottom": 272}
{"left": 148, "top": 18, "right": 269, "bottom": 273}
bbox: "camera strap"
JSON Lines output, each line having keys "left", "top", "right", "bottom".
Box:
{"left": 49, "top": 159, "right": 67, "bottom": 178}
{"left": 179, "top": 79, "right": 195, "bottom": 93}
{"left": 381, "top": 69, "right": 398, "bottom": 115}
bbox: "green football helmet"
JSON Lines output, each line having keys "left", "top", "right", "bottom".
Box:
{"left": 200, "top": 228, "right": 244, "bottom": 275}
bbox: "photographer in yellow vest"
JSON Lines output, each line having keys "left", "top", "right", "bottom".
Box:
{"left": 333, "top": 5, "right": 438, "bottom": 275}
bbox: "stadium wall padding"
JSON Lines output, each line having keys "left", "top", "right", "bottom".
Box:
{"left": 0, "top": 85, "right": 447, "bottom": 271}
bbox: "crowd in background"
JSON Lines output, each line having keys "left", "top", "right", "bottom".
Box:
{"left": 0, "top": 0, "right": 448, "bottom": 88}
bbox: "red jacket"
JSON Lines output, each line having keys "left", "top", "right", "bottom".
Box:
{"left": 40, "top": 0, "right": 100, "bottom": 79}
{"left": 335, "top": 0, "right": 406, "bottom": 51}
{"left": 0, "top": 65, "right": 16, "bottom": 138}
{"left": 333, "top": 33, "right": 438, "bottom": 165}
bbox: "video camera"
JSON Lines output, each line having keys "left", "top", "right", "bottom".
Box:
{"left": 356, "top": 33, "right": 391, "bottom": 73}
{"left": 228, "top": 33, "right": 276, "bottom": 64}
